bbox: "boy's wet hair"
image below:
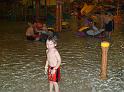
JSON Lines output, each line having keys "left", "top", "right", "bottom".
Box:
{"left": 47, "top": 36, "right": 57, "bottom": 45}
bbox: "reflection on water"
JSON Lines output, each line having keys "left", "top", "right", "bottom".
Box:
{"left": 0, "top": 21, "right": 124, "bottom": 92}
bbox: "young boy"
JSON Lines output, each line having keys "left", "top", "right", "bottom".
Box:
{"left": 45, "top": 37, "right": 61, "bottom": 92}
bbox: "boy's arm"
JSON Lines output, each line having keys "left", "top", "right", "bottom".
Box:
{"left": 45, "top": 59, "right": 48, "bottom": 68}
{"left": 44, "top": 50, "right": 48, "bottom": 74}
{"left": 54, "top": 50, "right": 61, "bottom": 69}
{"left": 44, "top": 59, "right": 48, "bottom": 74}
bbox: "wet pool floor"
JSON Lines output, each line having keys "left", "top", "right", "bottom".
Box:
{"left": 0, "top": 21, "right": 124, "bottom": 92}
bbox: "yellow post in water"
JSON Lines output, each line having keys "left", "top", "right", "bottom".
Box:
{"left": 100, "top": 41, "right": 110, "bottom": 80}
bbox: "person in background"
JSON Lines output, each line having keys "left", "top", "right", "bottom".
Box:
{"left": 104, "top": 12, "right": 114, "bottom": 39}
{"left": 33, "top": 20, "right": 43, "bottom": 41}
{"left": 25, "top": 22, "right": 35, "bottom": 41}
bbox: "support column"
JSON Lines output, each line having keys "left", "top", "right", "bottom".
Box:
{"left": 56, "top": 0, "right": 62, "bottom": 32}
{"left": 45, "top": 0, "right": 47, "bottom": 21}
{"left": 100, "top": 41, "right": 110, "bottom": 80}
{"left": 36, "top": 0, "right": 39, "bottom": 19}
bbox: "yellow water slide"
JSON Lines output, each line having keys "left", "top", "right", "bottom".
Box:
{"left": 81, "top": 3, "right": 95, "bottom": 15}
{"left": 78, "top": 26, "right": 89, "bottom": 32}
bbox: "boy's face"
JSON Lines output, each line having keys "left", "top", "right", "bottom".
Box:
{"left": 46, "top": 40, "right": 56, "bottom": 49}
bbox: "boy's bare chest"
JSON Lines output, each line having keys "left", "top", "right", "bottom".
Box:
{"left": 47, "top": 51, "right": 55, "bottom": 57}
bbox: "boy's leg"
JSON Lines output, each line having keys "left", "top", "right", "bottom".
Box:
{"left": 50, "top": 81, "right": 54, "bottom": 92}
{"left": 53, "top": 82, "right": 59, "bottom": 92}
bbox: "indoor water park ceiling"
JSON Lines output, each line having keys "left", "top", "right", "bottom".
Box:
{"left": 0, "top": 0, "right": 123, "bottom": 4}
{"left": 0, "top": 0, "right": 18, "bottom": 3}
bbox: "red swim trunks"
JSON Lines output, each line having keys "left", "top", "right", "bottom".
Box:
{"left": 48, "top": 66, "right": 60, "bottom": 82}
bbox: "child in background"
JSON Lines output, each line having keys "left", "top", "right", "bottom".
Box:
{"left": 25, "top": 22, "right": 35, "bottom": 41}
{"left": 45, "top": 37, "right": 61, "bottom": 92}
{"left": 104, "top": 12, "right": 114, "bottom": 39}
{"left": 41, "top": 23, "right": 48, "bottom": 35}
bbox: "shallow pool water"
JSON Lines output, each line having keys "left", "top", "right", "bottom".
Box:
{"left": 0, "top": 21, "right": 124, "bottom": 92}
